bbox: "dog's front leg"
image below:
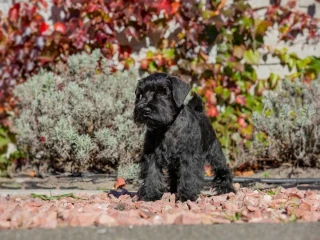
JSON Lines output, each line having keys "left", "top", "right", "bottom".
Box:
{"left": 137, "top": 155, "right": 165, "bottom": 201}
{"left": 177, "top": 153, "right": 203, "bottom": 202}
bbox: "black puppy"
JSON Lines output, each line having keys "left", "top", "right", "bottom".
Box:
{"left": 134, "top": 73, "right": 234, "bottom": 202}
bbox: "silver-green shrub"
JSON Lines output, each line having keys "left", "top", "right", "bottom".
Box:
{"left": 117, "top": 163, "right": 140, "bottom": 180}
{"left": 251, "top": 77, "right": 320, "bottom": 167}
{"left": 14, "top": 50, "right": 144, "bottom": 173}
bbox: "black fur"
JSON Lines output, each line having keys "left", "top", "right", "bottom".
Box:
{"left": 134, "top": 73, "right": 235, "bottom": 202}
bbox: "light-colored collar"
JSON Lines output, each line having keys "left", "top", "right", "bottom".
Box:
{"left": 183, "top": 91, "right": 194, "bottom": 105}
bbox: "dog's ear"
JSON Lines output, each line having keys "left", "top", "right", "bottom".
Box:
{"left": 135, "top": 79, "right": 143, "bottom": 96}
{"left": 135, "top": 85, "right": 140, "bottom": 96}
{"left": 170, "top": 76, "right": 191, "bottom": 108}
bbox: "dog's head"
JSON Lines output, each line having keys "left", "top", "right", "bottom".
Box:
{"left": 134, "top": 73, "right": 191, "bottom": 130}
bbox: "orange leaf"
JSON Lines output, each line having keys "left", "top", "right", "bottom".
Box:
{"left": 242, "top": 170, "right": 254, "bottom": 177}
{"left": 215, "top": 0, "right": 226, "bottom": 15}
{"left": 171, "top": 2, "right": 180, "bottom": 14}
{"left": 114, "top": 177, "right": 126, "bottom": 189}
{"left": 54, "top": 22, "right": 66, "bottom": 34}
{"left": 235, "top": 170, "right": 254, "bottom": 177}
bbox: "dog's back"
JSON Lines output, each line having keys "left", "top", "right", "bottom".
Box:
{"left": 184, "top": 93, "right": 217, "bottom": 151}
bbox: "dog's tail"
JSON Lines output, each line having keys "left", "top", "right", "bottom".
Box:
{"left": 186, "top": 93, "right": 204, "bottom": 112}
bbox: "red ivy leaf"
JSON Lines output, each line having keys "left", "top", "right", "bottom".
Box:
{"left": 125, "top": 26, "right": 138, "bottom": 40}
{"left": 235, "top": 95, "right": 247, "bottom": 106}
{"left": 86, "top": 3, "right": 99, "bottom": 13}
{"left": 39, "top": 22, "right": 49, "bottom": 35}
{"left": 287, "top": 0, "right": 297, "bottom": 8}
{"left": 237, "top": 117, "right": 247, "bottom": 128}
{"left": 207, "top": 105, "right": 219, "bottom": 118}
{"left": 54, "top": 22, "right": 66, "bottom": 34}
{"left": 39, "top": 0, "right": 48, "bottom": 10}
{"left": 171, "top": 2, "right": 180, "bottom": 14}
{"left": 153, "top": 0, "right": 171, "bottom": 14}
{"left": 8, "top": 3, "right": 20, "bottom": 23}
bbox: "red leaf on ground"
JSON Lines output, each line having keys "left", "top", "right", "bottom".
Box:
{"left": 114, "top": 177, "right": 126, "bottom": 189}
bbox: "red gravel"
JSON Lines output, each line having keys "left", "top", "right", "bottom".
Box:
{"left": 0, "top": 186, "right": 319, "bottom": 229}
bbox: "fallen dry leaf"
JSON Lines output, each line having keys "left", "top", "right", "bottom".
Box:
{"left": 114, "top": 177, "right": 126, "bottom": 189}
{"left": 236, "top": 170, "right": 254, "bottom": 177}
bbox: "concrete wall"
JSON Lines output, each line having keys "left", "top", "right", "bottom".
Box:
{"left": 1, "top": 0, "right": 320, "bottom": 79}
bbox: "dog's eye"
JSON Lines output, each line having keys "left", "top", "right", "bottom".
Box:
{"left": 160, "top": 88, "right": 168, "bottom": 96}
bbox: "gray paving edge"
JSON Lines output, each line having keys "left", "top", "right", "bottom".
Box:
{"left": 0, "top": 189, "right": 215, "bottom": 197}
{"left": 0, "top": 222, "right": 319, "bottom": 240}
{"left": 0, "top": 189, "right": 105, "bottom": 197}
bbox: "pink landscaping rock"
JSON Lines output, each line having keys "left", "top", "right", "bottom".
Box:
{"left": 0, "top": 187, "right": 319, "bottom": 229}
{"left": 68, "top": 212, "right": 101, "bottom": 227}
{"left": 0, "top": 220, "right": 11, "bottom": 229}
{"left": 186, "top": 200, "right": 201, "bottom": 212}
{"left": 139, "top": 208, "right": 154, "bottom": 219}
{"left": 96, "top": 214, "right": 118, "bottom": 227}
{"left": 222, "top": 202, "right": 239, "bottom": 212}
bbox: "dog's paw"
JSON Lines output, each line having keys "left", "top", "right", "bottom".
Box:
{"left": 178, "top": 193, "right": 199, "bottom": 202}
{"left": 211, "top": 181, "right": 235, "bottom": 195}
{"left": 137, "top": 186, "right": 164, "bottom": 202}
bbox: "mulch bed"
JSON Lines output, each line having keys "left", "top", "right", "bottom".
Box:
{"left": 0, "top": 185, "right": 319, "bottom": 229}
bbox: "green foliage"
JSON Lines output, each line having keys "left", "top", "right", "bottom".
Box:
{"left": 1, "top": 0, "right": 320, "bottom": 170}
{"left": 0, "top": 128, "right": 10, "bottom": 150}
{"left": 0, "top": 127, "right": 22, "bottom": 176}
{"left": 262, "top": 172, "right": 270, "bottom": 178}
{"left": 189, "top": 3, "right": 320, "bottom": 163}
{"left": 117, "top": 163, "right": 140, "bottom": 180}
{"left": 30, "top": 193, "right": 82, "bottom": 201}
{"left": 14, "top": 50, "right": 144, "bottom": 173}
{"left": 0, "top": 127, "right": 10, "bottom": 174}
{"left": 251, "top": 77, "right": 320, "bottom": 167}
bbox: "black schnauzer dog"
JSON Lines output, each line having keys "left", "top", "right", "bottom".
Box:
{"left": 134, "top": 73, "right": 235, "bottom": 202}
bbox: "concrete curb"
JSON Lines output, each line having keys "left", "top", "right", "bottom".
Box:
{"left": 1, "top": 222, "right": 319, "bottom": 240}
{"left": 0, "top": 189, "right": 105, "bottom": 197}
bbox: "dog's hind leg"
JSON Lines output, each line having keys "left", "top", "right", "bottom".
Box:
{"left": 137, "top": 155, "right": 166, "bottom": 201}
{"left": 209, "top": 139, "right": 235, "bottom": 195}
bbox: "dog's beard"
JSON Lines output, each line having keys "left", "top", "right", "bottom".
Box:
{"left": 134, "top": 105, "right": 176, "bottom": 131}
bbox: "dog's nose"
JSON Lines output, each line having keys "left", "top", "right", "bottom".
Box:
{"left": 143, "top": 108, "right": 152, "bottom": 114}
{"left": 141, "top": 107, "right": 152, "bottom": 116}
